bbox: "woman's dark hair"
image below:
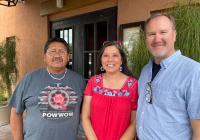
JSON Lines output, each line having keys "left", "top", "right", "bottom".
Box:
{"left": 44, "top": 37, "right": 70, "bottom": 53}
{"left": 97, "top": 41, "right": 133, "bottom": 76}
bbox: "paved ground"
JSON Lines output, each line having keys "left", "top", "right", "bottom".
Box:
{"left": 0, "top": 124, "right": 12, "bottom": 140}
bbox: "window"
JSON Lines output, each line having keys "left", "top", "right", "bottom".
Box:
{"left": 55, "top": 27, "right": 73, "bottom": 69}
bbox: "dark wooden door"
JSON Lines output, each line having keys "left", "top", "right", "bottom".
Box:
{"left": 50, "top": 7, "right": 117, "bottom": 79}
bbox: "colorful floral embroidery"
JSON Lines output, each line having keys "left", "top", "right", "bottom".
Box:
{"left": 95, "top": 75, "right": 101, "bottom": 83}
{"left": 128, "top": 79, "right": 134, "bottom": 87}
{"left": 93, "top": 74, "right": 135, "bottom": 97}
{"left": 93, "top": 85, "right": 131, "bottom": 97}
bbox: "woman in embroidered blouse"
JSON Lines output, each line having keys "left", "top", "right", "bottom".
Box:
{"left": 82, "top": 41, "right": 138, "bottom": 140}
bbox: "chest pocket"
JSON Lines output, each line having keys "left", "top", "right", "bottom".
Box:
{"left": 152, "top": 84, "right": 182, "bottom": 107}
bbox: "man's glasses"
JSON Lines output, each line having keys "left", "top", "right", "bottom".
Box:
{"left": 102, "top": 41, "right": 123, "bottom": 48}
{"left": 46, "top": 49, "right": 67, "bottom": 56}
{"left": 145, "top": 82, "right": 152, "bottom": 104}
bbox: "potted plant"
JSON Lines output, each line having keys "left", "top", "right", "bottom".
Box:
{"left": 129, "top": 0, "right": 200, "bottom": 78}
{"left": 0, "top": 36, "right": 18, "bottom": 126}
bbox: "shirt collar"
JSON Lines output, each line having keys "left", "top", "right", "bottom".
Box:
{"left": 149, "top": 50, "right": 182, "bottom": 69}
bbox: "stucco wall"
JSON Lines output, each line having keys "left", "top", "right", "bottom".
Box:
{"left": 15, "top": 0, "right": 48, "bottom": 79}
{"left": 0, "top": 0, "right": 48, "bottom": 79}
{"left": 117, "top": 0, "right": 176, "bottom": 26}
{"left": 0, "top": 7, "right": 15, "bottom": 41}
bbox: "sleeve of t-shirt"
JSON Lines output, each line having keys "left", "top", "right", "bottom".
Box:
{"left": 84, "top": 76, "right": 95, "bottom": 96}
{"left": 186, "top": 69, "right": 200, "bottom": 119}
{"left": 9, "top": 74, "right": 31, "bottom": 113}
{"left": 130, "top": 79, "right": 138, "bottom": 111}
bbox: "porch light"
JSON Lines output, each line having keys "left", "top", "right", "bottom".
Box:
{"left": 0, "top": 0, "right": 18, "bottom": 7}
{"left": 56, "top": 0, "right": 63, "bottom": 8}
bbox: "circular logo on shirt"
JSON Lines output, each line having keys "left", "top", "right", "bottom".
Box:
{"left": 38, "top": 83, "right": 79, "bottom": 119}
{"left": 48, "top": 89, "right": 69, "bottom": 110}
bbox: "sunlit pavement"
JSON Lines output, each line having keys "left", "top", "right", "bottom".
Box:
{"left": 0, "top": 124, "right": 12, "bottom": 140}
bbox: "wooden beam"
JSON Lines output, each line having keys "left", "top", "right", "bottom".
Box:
{"left": 40, "top": 0, "right": 107, "bottom": 16}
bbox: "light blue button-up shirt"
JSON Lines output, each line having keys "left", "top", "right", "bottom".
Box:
{"left": 136, "top": 50, "right": 200, "bottom": 140}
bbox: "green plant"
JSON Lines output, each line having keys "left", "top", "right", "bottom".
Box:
{"left": 0, "top": 37, "right": 18, "bottom": 105}
{"left": 0, "top": 89, "right": 8, "bottom": 106}
{"left": 129, "top": 0, "right": 200, "bottom": 78}
{"left": 169, "top": 1, "right": 200, "bottom": 61}
{"left": 129, "top": 30, "right": 151, "bottom": 78}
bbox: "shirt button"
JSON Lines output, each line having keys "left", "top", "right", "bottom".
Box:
{"left": 142, "top": 111, "right": 144, "bottom": 115}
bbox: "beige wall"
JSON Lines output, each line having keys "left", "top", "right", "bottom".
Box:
{"left": 0, "top": 0, "right": 48, "bottom": 79}
{"left": 117, "top": 0, "right": 176, "bottom": 26}
{"left": 15, "top": 0, "right": 48, "bottom": 79}
{"left": 0, "top": 7, "right": 15, "bottom": 41}
{"left": 118, "top": 0, "right": 200, "bottom": 26}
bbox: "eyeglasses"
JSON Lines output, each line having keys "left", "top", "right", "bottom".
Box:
{"left": 46, "top": 49, "right": 67, "bottom": 56}
{"left": 103, "top": 41, "right": 123, "bottom": 48}
{"left": 145, "top": 82, "right": 152, "bottom": 104}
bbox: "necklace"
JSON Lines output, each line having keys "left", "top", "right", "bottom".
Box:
{"left": 46, "top": 68, "right": 67, "bottom": 80}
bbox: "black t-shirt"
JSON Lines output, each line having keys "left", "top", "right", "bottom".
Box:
{"left": 151, "top": 61, "right": 161, "bottom": 81}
